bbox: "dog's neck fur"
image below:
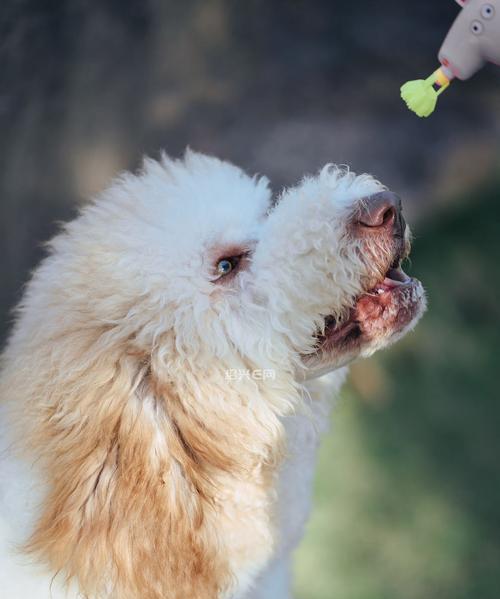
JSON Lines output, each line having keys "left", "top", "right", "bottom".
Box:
{"left": 1, "top": 323, "right": 303, "bottom": 599}
{"left": 0, "top": 362, "right": 345, "bottom": 599}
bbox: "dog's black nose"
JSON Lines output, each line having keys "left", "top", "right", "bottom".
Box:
{"left": 356, "top": 191, "right": 405, "bottom": 237}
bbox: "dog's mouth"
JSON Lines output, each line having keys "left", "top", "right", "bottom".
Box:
{"left": 314, "top": 255, "right": 424, "bottom": 357}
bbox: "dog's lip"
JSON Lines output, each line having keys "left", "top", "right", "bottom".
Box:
{"left": 316, "top": 262, "right": 420, "bottom": 348}
{"left": 374, "top": 264, "right": 413, "bottom": 292}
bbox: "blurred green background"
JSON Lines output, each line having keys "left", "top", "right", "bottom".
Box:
{"left": 1, "top": 1, "right": 499, "bottom": 598}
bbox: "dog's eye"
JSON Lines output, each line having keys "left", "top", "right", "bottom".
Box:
{"left": 216, "top": 256, "right": 240, "bottom": 277}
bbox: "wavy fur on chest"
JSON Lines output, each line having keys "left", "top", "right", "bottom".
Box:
{"left": 4, "top": 327, "right": 283, "bottom": 599}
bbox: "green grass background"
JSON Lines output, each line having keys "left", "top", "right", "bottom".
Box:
{"left": 294, "top": 183, "right": 500, "bottom": 599}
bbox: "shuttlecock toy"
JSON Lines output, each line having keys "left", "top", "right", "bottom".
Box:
{"left": 401, "top": 0, "right": 500, "bottom": 118}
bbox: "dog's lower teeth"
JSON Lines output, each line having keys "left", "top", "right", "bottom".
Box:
{"left": 377, "top": 288, "right": 384, "bottom": 295}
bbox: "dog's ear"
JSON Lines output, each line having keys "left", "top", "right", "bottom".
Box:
{"left": 22, "top": 341, "right": 231, "bottom": 599}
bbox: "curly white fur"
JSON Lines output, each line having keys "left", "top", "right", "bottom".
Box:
{"left": 0, "top": 151, "right": 424, "bottom": 599}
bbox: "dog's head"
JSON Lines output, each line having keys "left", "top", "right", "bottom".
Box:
{"left": 1, "top": 151, "right": 425, "bottom": 599}
{"left": 91, "top": 151, "right": 422, "bottom": 383}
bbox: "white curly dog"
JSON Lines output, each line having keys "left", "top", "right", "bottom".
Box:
{"left": 0, "top": 151, "right": 425, "bottom": 599}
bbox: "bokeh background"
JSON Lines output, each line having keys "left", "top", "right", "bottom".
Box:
{"left": 1, "top": 1, "right": 499, "bottom": 598}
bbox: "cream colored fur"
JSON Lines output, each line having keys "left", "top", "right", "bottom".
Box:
{"left": 0, "top": 151, "right": 424, "bottom": 598}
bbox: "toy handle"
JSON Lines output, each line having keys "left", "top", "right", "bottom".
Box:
{"left": 432, "top": 67, "right": 452, "bottom": 94}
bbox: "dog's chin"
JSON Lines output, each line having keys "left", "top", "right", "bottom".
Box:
{"left": 301, "top": 264, "right": 426, "bottom": 381}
